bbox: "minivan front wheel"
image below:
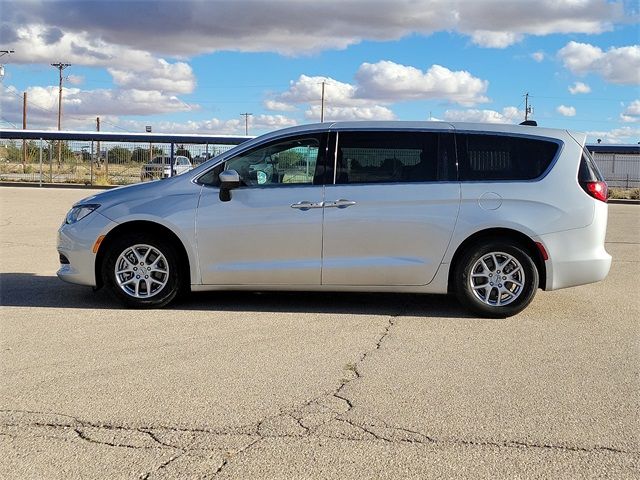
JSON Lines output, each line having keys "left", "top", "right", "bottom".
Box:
{"left": 455, "top": 242, "right": 538, "bottom": 318}
{"left": 103, "top": 234, "right": 181, "bottom": 308}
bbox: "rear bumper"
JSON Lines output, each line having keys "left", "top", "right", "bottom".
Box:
{"left": 542, "top": 242, "right": 611, "bottom": 291}
{"left": 539, "top": 203, "right": 611, "bottom": 290}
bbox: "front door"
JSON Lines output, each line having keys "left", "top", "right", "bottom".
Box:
{"left": 196, "top": 133, "right": 327, "bottom": 285}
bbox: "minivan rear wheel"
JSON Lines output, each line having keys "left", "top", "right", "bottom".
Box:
{"left": 455, "top": 242, "right": 538, "bottom": 318}
{"left": 103, "top": 233, "right": 181, "bottom": 308}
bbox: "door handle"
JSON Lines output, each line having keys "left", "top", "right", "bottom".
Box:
{"left": 290, "top": 201, "right": 323, "bottom": 211}
{"left": 326, "top": 199, "right": 357, "bottom": 209}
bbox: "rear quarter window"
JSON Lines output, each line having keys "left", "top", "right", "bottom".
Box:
{"left": 457, "top": 133, "right": 560, "bottom": 181}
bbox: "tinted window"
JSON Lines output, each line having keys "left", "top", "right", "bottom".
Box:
{"left": 457, "top": 134, "right": 559, "bottom": 181}
{"left": 579, "top": 149, "right": 605, "bottom": 182}
{"left": 334, "top": 131, "right": 455, "bottom": 184}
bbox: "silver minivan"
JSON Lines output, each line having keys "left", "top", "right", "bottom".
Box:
{"left": 57, "top": 121, "right": 611, "bottom": 317}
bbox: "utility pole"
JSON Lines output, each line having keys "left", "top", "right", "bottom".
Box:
{"left": 51, "top": 63, "right": 71, "bottom": 165}
{"left": 0, "top": 50, "right": 15, "bottom": 81}
{"left": 22, "top": 91, "right": 27, "bottom": 166}
{"left": 240, "top": 113, "right": 252, "bottom": 136}
{"left": 320, "top": 80, "right": 326, "bottom": 123}
{"left": 524, "top": 92, "right": 533, "bottom": 122}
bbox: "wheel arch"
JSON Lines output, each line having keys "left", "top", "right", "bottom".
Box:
{"left": 447, "top": 228, "right": 546, "bottom": 293}
{"left": 94, "top": 220, "right": 191, "bottom": 291}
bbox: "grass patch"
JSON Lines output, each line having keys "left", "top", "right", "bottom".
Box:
{"left": 609, "top": 188, "right": 640, "bottom": 200}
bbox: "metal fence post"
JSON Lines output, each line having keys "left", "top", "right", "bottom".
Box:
{"left": 612, "top": 153, "right": 616, "bottom": 174}
{"left": 170, "top": 142, "right": 175, "bottom": 177}
{"left": 90, "top": 140, "right": 94, "bottom": 185}
{"left": 39, "top": 138, "right": 43, "bottom": 187}
{"left": 105, "top": 145, "right": 109, "bottom": 184}
{"left": 48, "top": 141, "right": 53, "bottom": 182}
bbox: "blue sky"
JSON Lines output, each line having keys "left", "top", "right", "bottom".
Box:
{"left": 1, "top": 0, "right": 638, "bottom": 143}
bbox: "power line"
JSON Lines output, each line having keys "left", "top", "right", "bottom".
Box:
{"left": 0, "top": 116, "right": 18, "bottom": 128}
{"left": 529, "top": 94, "right": 634, "bottom": 102}
{"left": 101, "top": 119, "right": 135, "bottom": 132}
{"left": 4, "top": 87, "right": 56, "bottom": 114}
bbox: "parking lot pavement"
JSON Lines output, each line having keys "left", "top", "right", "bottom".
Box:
{"left": 0, "top": 186, "right": 638, "bottom": 479}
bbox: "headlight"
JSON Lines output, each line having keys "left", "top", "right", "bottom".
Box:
{"left": 65, "top": 204, "right": 100, "bottom": 225}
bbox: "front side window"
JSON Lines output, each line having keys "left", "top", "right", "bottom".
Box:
{"left": 334, "top": 131, "right": 454, "bottom": 184}
{"left": 227, "top": 136, "right": 321, "bottom": 187}
{"left": 200, "top": 135, "right": 323, "bottom": 187}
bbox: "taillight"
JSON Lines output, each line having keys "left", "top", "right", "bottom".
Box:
{"left": 584, "top": 181, "right": 608, "bottom": 202}
{"left": 578, "top": 150, "right": 608, "bottom": 203}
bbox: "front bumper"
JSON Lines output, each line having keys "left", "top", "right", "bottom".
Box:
{"left": 57, "top": 211, "right": 117, "bottom": 287}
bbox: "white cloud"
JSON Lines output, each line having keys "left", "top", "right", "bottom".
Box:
{"left": 121, "top": 114, "right": 297, "bottom": 135}
{"left": 273, "top": 75, "right": 362, "bottom": 108}
{"left": 304, "top": 105, "right": 396, "bottom": 122}
{"left": 67, "top": 74, "right": 84, "bottom": 86}
{"left": 558, "top": 41, "right": 640, "bottom": 85}
{"left": 568, "top": 81, "right": 591, "bottom": 94}
{"left": 268, "top": 61, "right": 490, "bottom": 116}
{"left": 470, "top": 31, "right": 523, "bottom": 48}
{"left": 0, "top": 83, "right": 296, "bottom": 135}
{"left": 0, "top": 1, "right": 626, "bottom": 57}
{"left": 620, "top": 100, "right": 640, "bottom": 123}
{"left": 459, "top": 0, "right": 623, "bottom": 48}
{"left": 443, "top": 106, "right": 524, "bottom": 123}
{"left": 355, "top": 61, "right": 489, "bottom": 106}
{"left": 0, "top": 84, "right": 194, "bottom": 130}
{"left": 108, "top": 60, "right": 196, "bottom": 95}
{"left": 586, "top": 127, "right": 640, "bottom": 144}
{"left": 252, "top": 114, "right": 298, "bottom": 129}
{"left": 4, "top": 24, "right": 196, "bottom": 95}
{"left": 531, "top": 51, "right": 545, "bottom": 62}
{"left": 557, "top": 105, "right": 577, "bottom": 116}
{"left": 264, "top": 100, "right": 297, "bottom": 112}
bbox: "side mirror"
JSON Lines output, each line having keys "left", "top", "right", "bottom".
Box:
{"left": 219, "top": 169, "right": 241, "bottom": 202}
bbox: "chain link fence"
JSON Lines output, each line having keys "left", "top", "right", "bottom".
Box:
{"left": 590, "top": 153, "right": 640, "bottom": 188}
{"left": 0, "top": 130, "right": 250, "bottom": 186}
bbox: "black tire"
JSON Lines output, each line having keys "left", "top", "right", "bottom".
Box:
{"left": 454, "top": 241, "right": 539, "bottom": 318}
{"left": 103, "top": 233, "right": 181, "bottom": 308}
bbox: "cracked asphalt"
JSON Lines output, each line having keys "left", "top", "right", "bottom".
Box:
{"left": 0, "top": 186, "right": 638, "bottom": 479}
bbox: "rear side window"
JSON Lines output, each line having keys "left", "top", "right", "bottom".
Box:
{"left": 334, "top": 131, "right": 455, "bottom": 184}
{"left": 457, "top": 133, "right": 559, "bottom": 181}
{"left": 578, "top": 149, "right": 605, "bottom": 182}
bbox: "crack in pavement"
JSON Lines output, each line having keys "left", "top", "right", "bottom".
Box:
{"left": 1, "top": 311, "right": 636, "bottom": 477}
